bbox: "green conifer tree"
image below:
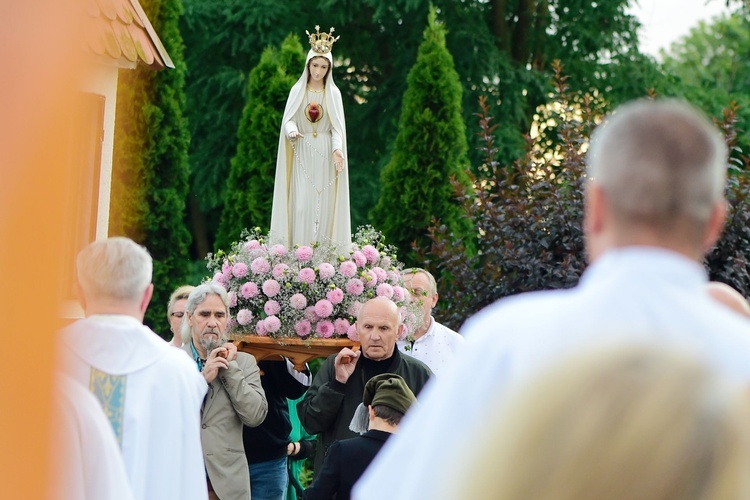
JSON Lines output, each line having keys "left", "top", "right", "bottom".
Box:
{"left": 216, "top": 35, "right": 305, "bottom": 249}
{"left": 110, "top": 0, "right": 192, "bottom": 338}
{"left": 370, "top": 7, "right": 473, "bottom": 267}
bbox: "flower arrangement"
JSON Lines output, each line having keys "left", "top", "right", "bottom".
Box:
{"left": 206, "top": 226, "right": 422, "bottom": 341}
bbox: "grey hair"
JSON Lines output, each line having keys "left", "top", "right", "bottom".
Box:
{"left": 76, "top": 237, "right": 152, "bottom": 302}
{"left": 180, "top": 283, "right": 230, "bottom": 344}
{"left": 587, "top": 99, "right": 726, "bottom": 229}
{"left": 403, "top": 268, "right": 437, "bottom": 295}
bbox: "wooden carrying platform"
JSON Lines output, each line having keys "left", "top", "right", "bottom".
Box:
{"left": 235, "top": 335, "right": 360, "bottom": 370}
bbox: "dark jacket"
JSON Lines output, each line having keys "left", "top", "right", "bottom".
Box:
{"left": 243, "top": 359, "right": 309, "bottom": 464}
{"left": 302, "top": 430, "right": 391, "bottom": 500}
{"left": 297, "top": 349, "right": 431, "bottom": 472}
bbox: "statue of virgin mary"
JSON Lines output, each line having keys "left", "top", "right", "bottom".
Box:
{"left": 269, "top": 26, "right": 351, "bottom": 253}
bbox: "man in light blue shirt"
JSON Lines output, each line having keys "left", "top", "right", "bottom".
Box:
{"left": 355, "top": 100, "right": 750, "bottom": 500}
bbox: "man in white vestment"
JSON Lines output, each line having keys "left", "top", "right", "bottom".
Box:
{"left": 50, "top": 374, "right": 134, "bottom": 500}
{"left": 355, "top": 100, "right": 750, "bottom": 499}
{"left": 58, "top": 237, "right": 208, "bottom": 500}
{"left": 396, "top": 268, "right": 463, "bottom": 375}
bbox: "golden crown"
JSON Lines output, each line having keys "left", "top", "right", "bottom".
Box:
{"left": 307, "top": 25, "right": 339, "bottom": 54}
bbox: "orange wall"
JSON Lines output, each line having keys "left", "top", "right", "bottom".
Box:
{"left": 0, "top": 3, "right": 84, "bottom": 498}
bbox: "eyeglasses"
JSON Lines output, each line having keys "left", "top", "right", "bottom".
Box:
{"left": 171, "top": 312, "right": 185, "bottom": 319}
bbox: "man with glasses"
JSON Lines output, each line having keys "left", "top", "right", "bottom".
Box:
{"left": 397, "top": 268, "right": 464, "bottom": 376}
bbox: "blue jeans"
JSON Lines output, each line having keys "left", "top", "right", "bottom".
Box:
{"left": 249, "top": 456, "right": 288, "bottom": 500}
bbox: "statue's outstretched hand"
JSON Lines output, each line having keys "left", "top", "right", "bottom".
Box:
{"left": 333, "top": 149, "right": 345, "bottom": 172}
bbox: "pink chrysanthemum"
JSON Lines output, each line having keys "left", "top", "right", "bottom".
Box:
{"left": 362, "top": 245, "right": 379, "bottom": 264}
{"left": 305, "top": 306, "right": 319, "bottom": 322}
{"left": 334, "top": 318, "right": 350, "bottom": 335}
{"left": 241, "top": 282, "right": 259, "bottom": 299}
{"left": 398, "top": 323, "right": 409, "bottom": 341}
{"left": 314, "top": 299, "right": 334, "bottom": 318}
{"left": 251, "top": 257, "right": 271, "bottom": 275}
{"left": 270, "top": 244, "right": 287, "bottom": 257}
{"left": 264, "top": 300, "right": 281, "bottom": 316}
{"left": 347, "top": 301, "right": 364, "bottom": 317}
{"left": 380, "top": 256, "right": 392, "bottom": 269}
{"left": 222, "top": 261, "right": 232, "bottom": 274}
{"left": 387, "top": 271, "right": 401, "bottom": 283}
{"left": 316, "top": 320, "right": 335, "bottom": 338}
{"left": 376, "top": 283, "right": 394, "bottom": 299}
{"left": 372, "top": 267, "right": 387, "bottom": 282}
{"left": 363, "top": 270, "right": 379, "bottom": 288}
{"left": 347, "top": 324, "right": 359, "bottom": 342}
{"left": 256, "top": 319, "right": 268, "bottom": 336}
{"left": 346, "top": 278, "right": 365, "bottom": 296}
{"left": 236, "top": 309, "right": 253, "bottom": 326}
{"left": 326, "top": 288, "right": 344, "bottom": 305}
{"left": 264, "top": 315, "right": 281, "bottom": 333}
{"left": 352, "top": 251, "right": 367, "bottom": 268}
{"left": 262, "top": 279, "right": 281, "bottom": 297}
{"left": 295, "top": 320, "right": 312, "bottom": 337}
{"left": 295, "top": 246, "right": 314, "bottom": 263}
{"left": 232, "top": 262, "right": 249, "bottom": 278}
{"left": 298, "top": 268, "right": 316, "bottom": 284}
{"left": 228, "top": 291, "right": 238, "bottom": 307}
{"left": 272, "top": 263, "right": 290, "bottom": 279}
{"left": 339, "top": 261, "right": 357, "bottom": 278}
{"left": 212, "top": 272, "right": 225, "bottom": 285}
{"left": 245, "top": 239, "right": 261, "bottom": 251}
{"left": 318, "top": 263, "right": 335, "bottom": 280}
{"left": 290, "top": 293, "right": 307, "bottom": 310}
{"left": 392, "top": 286, "right": 406, "bottom": 302}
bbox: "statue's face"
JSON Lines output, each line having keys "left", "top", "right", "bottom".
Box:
{"left": 308, "top": 57, "right": 330, "bottom": 84}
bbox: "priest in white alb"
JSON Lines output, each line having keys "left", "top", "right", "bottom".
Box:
{"left": 58, "top": 237, "right": 208, "bottom": 500}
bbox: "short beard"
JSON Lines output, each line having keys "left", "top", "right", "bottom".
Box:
{"left": 200, "top": 335, "right": 226, "bottom": 355}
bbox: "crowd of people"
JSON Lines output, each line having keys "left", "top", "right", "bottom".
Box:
{"left": 55, "top": 97, "right": 750, "bottom": 499}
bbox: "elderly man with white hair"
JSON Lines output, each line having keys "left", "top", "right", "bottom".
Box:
{"left": 355, "top": 100, "right": 750, "bottom": 499}
{"left": 182, "top": 283, "right": 268, "bottom": 500}
{"left": 58, "top": 237, "right": 208, "bottom": 500}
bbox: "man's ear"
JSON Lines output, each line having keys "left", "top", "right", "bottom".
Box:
{"left": 430, "top": 291, "right": 439, "bottom": 309}
{"left": 139, "top": 283, "right": 154, "bottom": 315}
{"left": 368, "top": 405, "right": 376, "bottom": 420}
{"left": 703, "top": 200, "right": 727, "bottom": 253}
{"left": 584, "top": 183, "right": 606, "bottom": 237}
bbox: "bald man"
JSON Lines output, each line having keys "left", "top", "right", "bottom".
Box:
{"left": 297, "top": 298, "right": 432, "bottom": 473}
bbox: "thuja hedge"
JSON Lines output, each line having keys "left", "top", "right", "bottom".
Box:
{"left": 426, "top": 64, "right": 750, "bottom": 331}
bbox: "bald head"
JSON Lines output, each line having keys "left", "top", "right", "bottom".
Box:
{"left": 585, "top": 100, "right": 727, "bottom": 257}
{"left": 356, "top": 298, "right": 404, "bottom": 361}
{"left": 707, "top": 282, "right": 750, "bottom": 319}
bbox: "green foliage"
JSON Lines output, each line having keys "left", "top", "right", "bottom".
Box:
{"left": 706, "top": 103, "right": 750, "bottom": 294}
{"left": 661, "top": 10, "right": 750, "bottom": 157}
{"left": 370, "top": 8, "right": 473, "bottom": 268}
{"left": 426, "top": 65, "right": 590, "bottom": 330}
{"left": 110, "top": 0, "right": 192, "bottom": 338}
{"left": 216, "top": 35, "right": 305, "bottom": 250}
{"left": 428, "top": 65, "right": 750, "bottom": 331}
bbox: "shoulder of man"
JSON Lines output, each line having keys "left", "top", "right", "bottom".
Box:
{"left": 397, "top": 353, "right": 433, "bottom": 393}
{"left": 235, "top": 351, "right": 260, "bottom": 369}
{"left": 460, "top": 287, "right": 577, "bottom": 342}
